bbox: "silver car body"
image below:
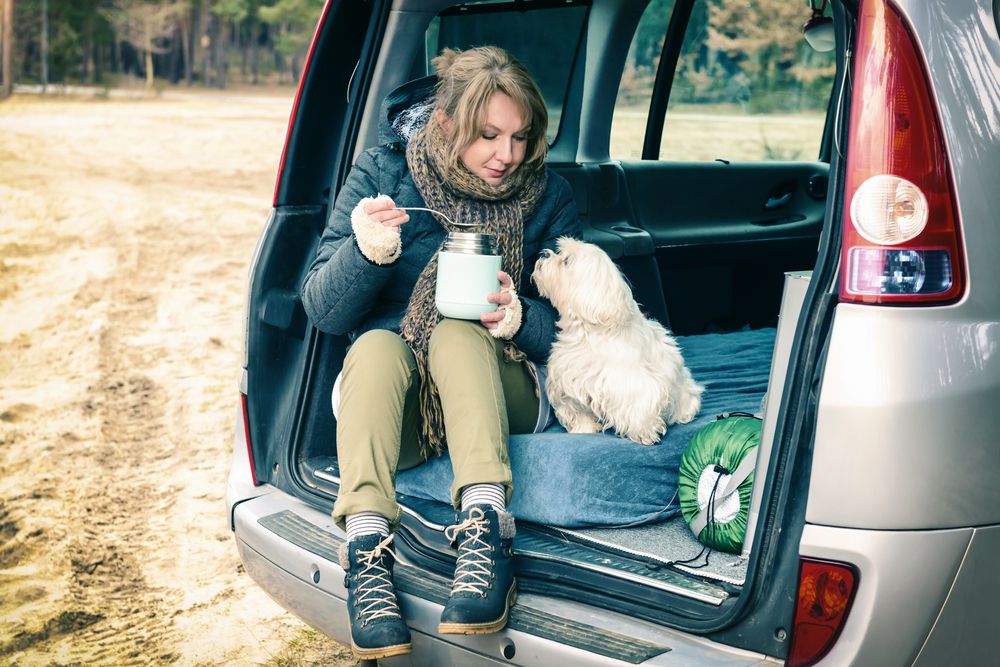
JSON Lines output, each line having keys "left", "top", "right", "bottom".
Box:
{"left": 228, "top": 0, "right": 1000, "bottom": 664}
{"left": 797, "top": 1, "right": 1000, "bottom": 664}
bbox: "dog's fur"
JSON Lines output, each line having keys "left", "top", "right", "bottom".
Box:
{"left": 532, "top": 237, "right": 703, "bottom": 445}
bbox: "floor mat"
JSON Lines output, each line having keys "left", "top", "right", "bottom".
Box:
{"left": 566, "top": 518, "right": 750, "bottom": 585}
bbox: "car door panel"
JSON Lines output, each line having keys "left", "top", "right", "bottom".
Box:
{"left": 619, "top": 161, "right": 827, "bottom": 334}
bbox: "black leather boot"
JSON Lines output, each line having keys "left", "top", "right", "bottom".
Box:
{"left": 339, "top": 533, "right": 412, "bottom": 659}
{"left": 439, "top": 504, "right": 516, "bottom": 634}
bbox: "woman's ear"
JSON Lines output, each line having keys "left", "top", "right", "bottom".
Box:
{"left": 434, "top": 109, "right": 453, "bottom": 134}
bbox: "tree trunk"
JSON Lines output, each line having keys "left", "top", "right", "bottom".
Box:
{"left": 214, "top": 19, "right": 225, "bottom": 88}
{"left": 199, "top": 0, "right": 211, "bottom": 85}
{"left": 40, "top": 0, "right": 47, "bottom": 90}
{"left": 144, "top": 17, "right": 154, "bottom": 90}
{"left": 250, "top": 21, "right": 259, "bottom": 85}
{"left": 275, "top": 23, "right": 285, "bottom": 84}
{"left": 180, "top": 10, "right": 191, "bottom": 86}
{"left": 81, "top": 39, "right": 89, "bottom": 82}
{"left": 168, "top": 27, "right": 179, "bottom": 83}
{"left": 113, "top": 28, "right": 122, "bottom": 76}
{"left": 240, "top": 20, "right": 248, "bottom": 78}
{"left": 203, "top": 25, "right": 212, "bottom": 85}
{"left": 1, "top": 0, "right": 13, "bottom": 98}
{"left": 93, "top": 40, "right": 102, "bottom": 84}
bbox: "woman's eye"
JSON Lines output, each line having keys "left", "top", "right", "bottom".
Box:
{"left": 513, "top": 135, "right": 527, "bottom": 142}
{"left": 482, "top": 134, "right": 497, "bottom": 140}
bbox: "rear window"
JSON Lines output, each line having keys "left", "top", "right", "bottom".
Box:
{"left": 611, "top": 0, "right": 836, "bottom": 161}
{"left": 424, "top": 0, "right": 590, "bottom": 143}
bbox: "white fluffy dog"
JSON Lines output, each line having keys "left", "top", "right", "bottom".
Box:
{"left": 532, "top": 237, "right": 703, "bottom": 445}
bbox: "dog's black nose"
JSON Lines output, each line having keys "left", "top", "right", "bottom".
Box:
{"left": 539, "top": 248, "right": 554, "bottom": 258}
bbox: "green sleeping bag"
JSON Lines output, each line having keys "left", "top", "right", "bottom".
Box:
{"left": 678, "top": 414, "right": 762, "bottom": 554}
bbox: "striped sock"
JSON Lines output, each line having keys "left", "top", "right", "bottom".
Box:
{"left": 460, "top": 483, "right": 506, "bottom": 512}
{"left": 345, "top": 512, "right": 389, "bottom": 542}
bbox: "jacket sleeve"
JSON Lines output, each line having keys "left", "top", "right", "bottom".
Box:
{"left": 301, "top": 148, "right": 400, "bottom": 335}
{"left": 513, "top": 175, "right": 582, "bottom": 362}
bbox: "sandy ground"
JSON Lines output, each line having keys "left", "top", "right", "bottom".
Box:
{"left": 0, "top": 93, "right": 357, "bottom": 666}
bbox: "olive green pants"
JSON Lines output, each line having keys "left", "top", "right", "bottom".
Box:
{"left": 331, "top": 319, "right": 539, "bottom": 531}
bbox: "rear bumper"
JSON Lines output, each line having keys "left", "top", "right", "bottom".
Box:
{"left": 798, "top": 522, "right": 1000, "bottom": 666}
{"left": 231, "top": 489, "right": 779, "bottom": 667}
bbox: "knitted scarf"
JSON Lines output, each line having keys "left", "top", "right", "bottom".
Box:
{"left": 401, "top": 118, "right": 547, "bottom": 457}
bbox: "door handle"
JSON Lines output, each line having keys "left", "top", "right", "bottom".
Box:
{"left": 764, "top": 191, "right": 793, "bottom": 209}
{"left": 751, "top": 214, "right": 806, "bottom": 226}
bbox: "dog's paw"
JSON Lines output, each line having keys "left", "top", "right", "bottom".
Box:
{"left": 626, "top": 426, "right": 665, "bottom": 446}
{"left": 618, "top": 415, "right": 667, "bottom": 445}
{"left": 670, "top": 371, "right": 704, "bottom": 425}
{"left": 672, "top": 390, "right": 702, "bottom": 425}
{"left": 564, "top": 415, "right": 602, "bottom": 434}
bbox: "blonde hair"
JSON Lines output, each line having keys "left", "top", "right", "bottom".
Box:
{"left": 432, "top": 46, "right": 549, "bottom": 169}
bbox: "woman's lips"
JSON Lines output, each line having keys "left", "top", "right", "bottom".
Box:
{"left": 486, "top": 167, "right": 505, "bottom": 179}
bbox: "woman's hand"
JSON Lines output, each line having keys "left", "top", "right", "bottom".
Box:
{"left": 481, "top": 271, "right": 523, "bottom": 339}
{"left": 363, "top": 196, "right": 410, "bottom": 230}
{"left": 352, "top": 195, "right": 406, "bottom": 265}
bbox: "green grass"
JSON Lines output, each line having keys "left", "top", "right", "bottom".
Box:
{"left": 609, "top": 106, "right": 826, "bottom": 162}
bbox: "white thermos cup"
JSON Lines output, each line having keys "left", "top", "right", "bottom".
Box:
{"left": 435, "top": 231, "right": 501, "bottom": 319}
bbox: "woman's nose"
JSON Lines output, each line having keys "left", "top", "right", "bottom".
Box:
{"left": 494, "top": 138, "right": 513, "bottom": 164}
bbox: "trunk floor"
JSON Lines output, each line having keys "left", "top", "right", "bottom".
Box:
{"left": 304, "top": 456, "right": 748, "bottom": 587}
{"left": 564, "top": 519, "right": 749, "bottom": 585}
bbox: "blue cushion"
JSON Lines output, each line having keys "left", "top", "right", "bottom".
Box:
{"left": 396, "top": 328, "right": 776, "bottom": 527}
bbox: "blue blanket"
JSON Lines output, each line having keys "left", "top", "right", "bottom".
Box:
{"left": 396, "top": 328, "right": 776, "bottom": 527}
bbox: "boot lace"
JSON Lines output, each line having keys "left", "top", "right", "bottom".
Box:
{"left": 354, "top": 534, "right": 402, "bottom": 625}
{"left": 444, "top": 507, "right": 494, "bottom": 597}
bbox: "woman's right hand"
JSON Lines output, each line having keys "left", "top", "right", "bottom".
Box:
{"left": 363, "top": 197, "right": 410, "bottom": 230}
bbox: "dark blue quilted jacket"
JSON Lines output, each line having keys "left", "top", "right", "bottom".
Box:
{"left": 300, "top": 78, "right": 582, "bottom": 363}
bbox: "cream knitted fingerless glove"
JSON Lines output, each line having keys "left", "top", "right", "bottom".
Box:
{"left": 489, "top": 284, "right": 523, "bottom": 340}
{"left": 351, "top": 194, "right": 402, "bottom": 265}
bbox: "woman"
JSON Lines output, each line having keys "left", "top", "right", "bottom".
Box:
{"left": 301, "top": 46, "right": 581, "bottom": 659}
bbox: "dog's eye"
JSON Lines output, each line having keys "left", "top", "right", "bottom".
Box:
{"left": 561, "top": 255, "right": 571, "bottom": 265}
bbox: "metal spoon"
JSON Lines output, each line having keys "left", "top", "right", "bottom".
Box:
{"left": 397, "top": 207, "right": 479, "bottom": 229}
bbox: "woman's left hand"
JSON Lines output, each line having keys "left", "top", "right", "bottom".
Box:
{"left": 481, "top": 271, "right": 515, "bottom": 331}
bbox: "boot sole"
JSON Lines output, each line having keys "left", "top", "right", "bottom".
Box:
{"left": 351, "top": 641, "right": 413, "bottom": 659}
{"left": 438, "top": 582, "right": 517, "bottom": 635}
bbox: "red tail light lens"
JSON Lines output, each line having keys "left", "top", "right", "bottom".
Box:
{"left": 787, "top": 558, "right": 859, "bottom": 667}
{"left": 240, "top": 392, "right": 259, "bottom": 486}
{"left": 839, "top": 0, "right": 964, "bottom": 304}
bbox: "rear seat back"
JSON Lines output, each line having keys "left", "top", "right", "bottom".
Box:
{"left": 550, "top": 161, "right": 670, "bottom": 327}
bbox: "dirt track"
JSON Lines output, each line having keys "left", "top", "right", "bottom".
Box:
{"left": 0, "top": 94, "right": 356, "bottom": 666}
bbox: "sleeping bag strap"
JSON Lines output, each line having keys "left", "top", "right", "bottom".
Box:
{"left": 689, "top": 447, "right": 757, "bottom": 537}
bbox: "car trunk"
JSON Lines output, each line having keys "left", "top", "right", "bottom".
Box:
{"left": 281, "top": 202, "right": 817, "bottom": 626}
{"left": 239, "top": 0, "right": 853, "bottom": 658}
{"left": 242, "top": 183, "right": 834, "bottom": 655}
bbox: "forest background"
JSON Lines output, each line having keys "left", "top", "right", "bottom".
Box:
{"left": 0, "top": 0, "right": 834, "bottom": 115}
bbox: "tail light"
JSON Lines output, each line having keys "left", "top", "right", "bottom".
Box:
{"left": 839, "top": 0, "right": 964, "bottom": 304}
{"left": 787, "top": 558, "right": 859, "bottom": 667}
{"left": 240, "top": 392, "right": 260, "bottom": 485}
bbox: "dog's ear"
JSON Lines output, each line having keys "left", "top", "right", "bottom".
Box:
{"left": 567, "top": 246, "right": 636, "bottom": 327}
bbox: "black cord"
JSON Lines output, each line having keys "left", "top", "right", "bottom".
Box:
{"left": 675, "top": 464, "right": 729, "bottom": 569}
{"left": 717, "top": 411, "right": 761, "bottom": 420}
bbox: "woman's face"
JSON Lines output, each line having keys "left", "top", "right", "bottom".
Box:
{"left": 455, "top": 92, "right": 529, "bottom": 187}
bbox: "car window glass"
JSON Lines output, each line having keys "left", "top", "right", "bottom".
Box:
{"left": 611, "top": 0, "right": 836, "bottom": 161}
{"left": 426, "top": 1, "right": 590, "bottom": 143}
